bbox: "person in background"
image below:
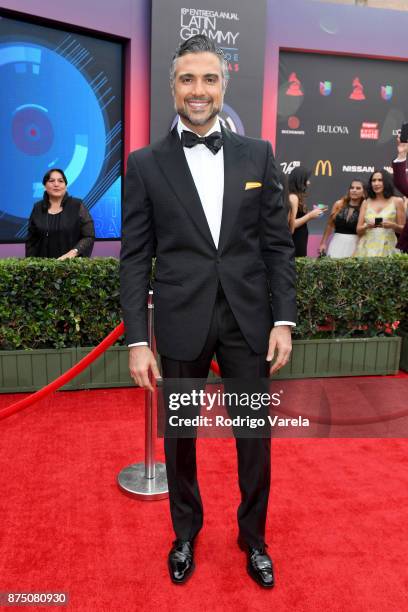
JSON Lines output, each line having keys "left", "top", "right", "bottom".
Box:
{"left": 318, "top": 179, "right": 365, "bottom": 258}
{"left": 277, "top": 170, "right": 291, "bottom": 230}
{"left": 355, "top": 169, "right": 405, "bottom": 257}
{"left": 25, "top": 169, "right": 95, "bottom": 259}
{"left": 392, "top": 139, "right": 408, "bottom": 253}
{"left": 288, "top": 166, "right": 325, "bottom": 256}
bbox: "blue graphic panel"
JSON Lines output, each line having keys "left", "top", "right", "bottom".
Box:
{"left": 91, "top": 177, "right": 121, "bottom": 239}
{"left": 0, "top": 16, "right": 123, "bottom": 241}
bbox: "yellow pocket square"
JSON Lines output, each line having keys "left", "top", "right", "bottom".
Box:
{"left": 245, "top": 181, "right": 262, "bottom": 190}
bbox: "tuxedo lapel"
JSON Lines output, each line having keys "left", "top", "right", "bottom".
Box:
{"left": 217, "top": 126, "right": 249, "bottom": 254}
{"left": 153, "top": 129, "right": 216, "bottom": 248}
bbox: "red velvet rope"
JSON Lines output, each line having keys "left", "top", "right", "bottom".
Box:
{"left": 0, "top": 322, "right": 125, "bottom": 421}
{"left": 0, "top": 321, "right": 220, "bottom": 422}
{"left": 210, "top": 360, "right": 220, "bottom": 376}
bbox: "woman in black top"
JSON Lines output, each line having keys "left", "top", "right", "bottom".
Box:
{"left": 25, "top": 168, "right": 95, "bottom": 259}
{"left": 288, "top": 166, "right": 325, "bottom": 256}
{"left": 319, "top": 179, "right": 365, "bottom": 258}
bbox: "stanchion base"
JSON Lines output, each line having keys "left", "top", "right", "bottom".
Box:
{"left": 117, "top": 462, "right": 168, "bottom": 500}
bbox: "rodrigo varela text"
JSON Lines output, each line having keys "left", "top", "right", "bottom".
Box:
{"left": 168, "top": 415, "right": 310, "bottom": 428}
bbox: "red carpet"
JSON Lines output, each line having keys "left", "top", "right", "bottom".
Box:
{"left": 1, "top": 386, "right": 408, "bottom": 611}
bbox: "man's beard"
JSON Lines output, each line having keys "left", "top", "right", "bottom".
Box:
{"left": 176, "top": 102, "right": 221, "bottom": 127}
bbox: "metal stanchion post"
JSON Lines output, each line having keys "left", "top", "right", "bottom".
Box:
{"left": 117, "top": 290, "right": 168, "bottom": 500}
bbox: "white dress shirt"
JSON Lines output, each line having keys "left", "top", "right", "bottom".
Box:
{"left": 177, "top": 118, "right": 224, "bottom": 247}
{"left": 129, "top": 117, "right": 294, "bottom": 346}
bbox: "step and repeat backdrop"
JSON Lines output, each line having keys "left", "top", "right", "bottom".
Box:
{"left": 0, "top": 13, "right": 123, "bottom": 242}
{"left": 2, "top": 2, "right": 407, "bottom": 245}
{"left": 150, "top": 0, "right": 267, "bottom": 142}
{"left": 276, "top": 51, "right": 408, "bottom": 232}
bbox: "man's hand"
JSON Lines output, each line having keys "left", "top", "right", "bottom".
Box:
{"left": 267, "top": 325, "right": 292, "bottom": 375}
{"left": 129, "top": 346, "right": 161, "bottom": 391}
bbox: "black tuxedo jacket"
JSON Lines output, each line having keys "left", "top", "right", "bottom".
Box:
{"left": 120, "top": 125, "right": 297, "bottom": 361}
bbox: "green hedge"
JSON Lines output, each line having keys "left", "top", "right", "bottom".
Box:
{"left": 1, "top": 258, "right": 122, "bottom": 349}
{"left": 1, "top": 255, "right": 407, "bottom": 350}
{"left": 295, "top": 255, "right": 408, "bottom": 338}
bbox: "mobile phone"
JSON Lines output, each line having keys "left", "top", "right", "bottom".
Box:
{"left": 400, "top": 122, "right": 408, "bottom": 143}
{"left": 313, "top": 203, "right": 327, "bottom": 215}
{"left": 374, "top": 217, "right": 383, "bottom": 226}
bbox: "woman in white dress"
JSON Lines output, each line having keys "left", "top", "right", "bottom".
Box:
{"left": 319, "top": 179, "right": 365, "bottom": 258}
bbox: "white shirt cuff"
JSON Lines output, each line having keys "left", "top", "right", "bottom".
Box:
{"left": 274, "top": 321, "right": 296, "bottom": 327}
{"left": 128, "top": 342, "right": 149, "bottom": 347}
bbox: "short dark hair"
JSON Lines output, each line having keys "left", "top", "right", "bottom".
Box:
{"left": 366, "top": 169, "right": 394, "bottom": 199}
{"left": 170, "top": 34, "right": 229, "bottom": 90}
{"left": 42, "top": 168, "right": 68, "bottom": 186}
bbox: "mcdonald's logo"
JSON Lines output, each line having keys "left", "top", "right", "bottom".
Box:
{"left": 315, "top": 160, "right": 333, "bottom": 176}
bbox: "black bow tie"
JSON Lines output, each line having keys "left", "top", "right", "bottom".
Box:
{"left": 181, "top": 130, "right": 223, "bottom": 155}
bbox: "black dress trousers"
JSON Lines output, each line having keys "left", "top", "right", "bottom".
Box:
{"left": 161, "top": 285, "right": 271, "bottom": 548}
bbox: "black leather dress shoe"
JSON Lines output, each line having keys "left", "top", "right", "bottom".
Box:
{"left": 168, "top": 539, "right": 195, "bottom": 584}
{"left": 238, "top": 537, "right": 275, "bottom": 588}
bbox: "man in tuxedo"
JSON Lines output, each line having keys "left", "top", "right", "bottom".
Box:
{"left": 120, "top": 34, "right": 296, "bottom": 588}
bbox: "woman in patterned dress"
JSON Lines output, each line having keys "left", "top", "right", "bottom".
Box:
{"left": 355, "top": 170, "right": 405, "bottom": 257}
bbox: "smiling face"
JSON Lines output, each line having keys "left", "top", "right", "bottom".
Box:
{"left": 45, "top": 170, "right": 67, "bottom": 199}
{"left": 172, "top": 51, "right": 225, "bottom": 135}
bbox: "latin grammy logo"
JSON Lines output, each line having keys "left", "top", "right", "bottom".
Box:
{"left": 349, "top": 77, "right": 366, "bottom": 100}
{"left": 286, "top": 72, "right": 303, "bottom": 97}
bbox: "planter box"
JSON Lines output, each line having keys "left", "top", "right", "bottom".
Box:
{"left": 0, "top": 345, "right": 132, "bottom": 394}
{"left": 0, "top": 337, "right": 402, "bottom": 394}
{"left": 0, "top": 348, "right": 77, "bottom": 393}
{"left": 74, "top": 346, "right": 133, "bottom": 389}
{"left": 399, "top": 330, "right": 408, "bottom": 372}
{"left": 273, "top": 336, "right": 401, "bottom": 379}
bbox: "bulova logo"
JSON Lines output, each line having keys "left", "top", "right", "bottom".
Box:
{"left": 317, "top": 125, "right": 349, "bottom": 135}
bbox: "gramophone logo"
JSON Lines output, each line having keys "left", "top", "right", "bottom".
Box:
{"left": 286, "top": 72, "right": 303, "bottom": 97}
{"left": 319, "top": 81, "right": 332, "bottom": 96}
{"left": 349, "top": 77, "right": 366, "bottom": 101}
{"left": 381, "top": 85, "right": 393, "bottom": 101}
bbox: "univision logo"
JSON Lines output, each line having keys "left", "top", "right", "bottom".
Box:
{"left": 319, "top": 81, "right": 332, "bottom": 96}
{"left": 381, "top": 85, "right": 393, "bottom": 101}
